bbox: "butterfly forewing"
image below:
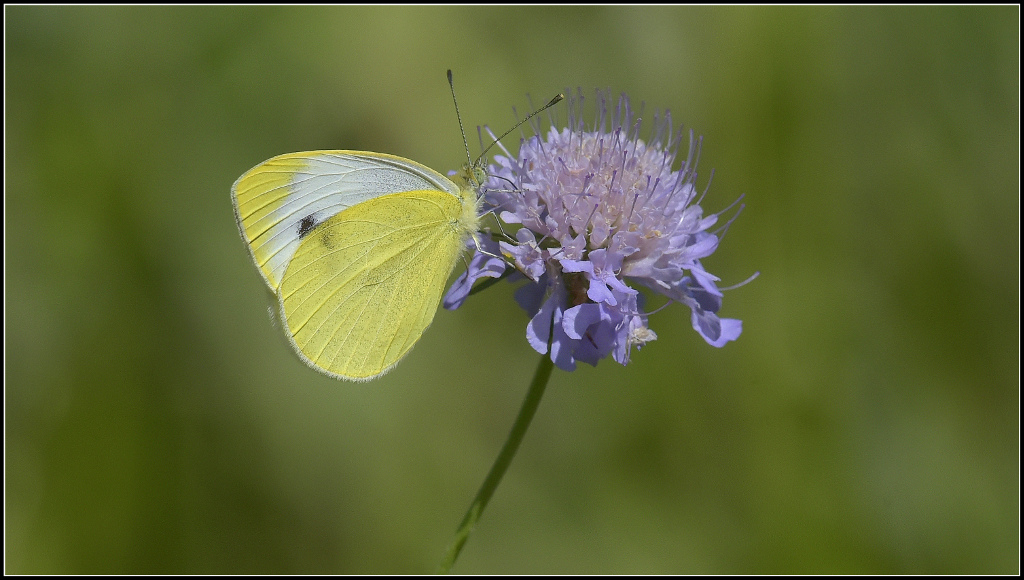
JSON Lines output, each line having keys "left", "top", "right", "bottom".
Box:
{"left": 231, "top": 151, "right": 461, "bottom": 291}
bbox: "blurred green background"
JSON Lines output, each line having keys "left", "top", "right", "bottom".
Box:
{"left": 5, "top": 6, "right": 1018, "bottom": 574}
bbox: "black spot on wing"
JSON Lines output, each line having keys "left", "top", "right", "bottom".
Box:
{"left": 298, "top": 214, "right": 318, "bottom": 238}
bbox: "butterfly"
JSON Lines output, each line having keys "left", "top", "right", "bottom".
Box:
{"left": 231, "top": 149, "right": 484, "bottom": 381}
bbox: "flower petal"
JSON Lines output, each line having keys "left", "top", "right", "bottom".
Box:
{"left": 443, "top": 239, "right": 507, "bottom": 310}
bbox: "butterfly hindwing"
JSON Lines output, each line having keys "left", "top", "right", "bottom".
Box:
{"left": 278, "top": 190, "right": 467, "bottom": 381}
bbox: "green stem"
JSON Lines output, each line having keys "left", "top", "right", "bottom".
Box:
{"left": 436, "top": 353, "right": 555, "bottom": 574}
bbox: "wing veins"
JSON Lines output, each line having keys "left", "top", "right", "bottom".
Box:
{"left": 325, "top": 227, "right": 457, "bottom": 374}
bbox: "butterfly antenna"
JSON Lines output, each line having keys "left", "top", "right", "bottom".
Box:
{"left": 475, "top": 92, "right": 565, "bottom": 166}
{"left": 448, "top": 70, "right": 474, "bottom": 170}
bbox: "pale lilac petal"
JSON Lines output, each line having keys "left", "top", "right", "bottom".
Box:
{"left": 559, "top": 259, "right": 593, "bottom": 275}
{"left": 515, "top": 275, "right": 548, "bottom": 317}
{"left": 548, "top": 303, "right": 577, "bottom": 371}
{"left": 527, "top": 292, "right": 559, "bottom": 355}
{"left": 562, "top": 303, "right": 603, "bottom": 340}
{"left": 691, "top": 309, "right": 742, "bottom": 347}
{"left": 443, "top": 240, "right": 507, "bottom": 310}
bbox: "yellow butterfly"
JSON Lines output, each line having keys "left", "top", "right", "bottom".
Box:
{"left": 232, "top": 150, "right": 484, "bottom": 381}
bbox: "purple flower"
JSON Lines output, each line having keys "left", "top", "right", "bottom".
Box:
{"left": 445, "top": 89, "right": 748, "bottom": 371}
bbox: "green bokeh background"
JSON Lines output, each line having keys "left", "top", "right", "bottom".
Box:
{"left": 5, "top": 6, "right": 1018, "bottom": 574}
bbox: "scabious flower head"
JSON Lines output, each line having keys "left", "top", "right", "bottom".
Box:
{"left": 445, "top": 89, "right": 746, "bottom": 372}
